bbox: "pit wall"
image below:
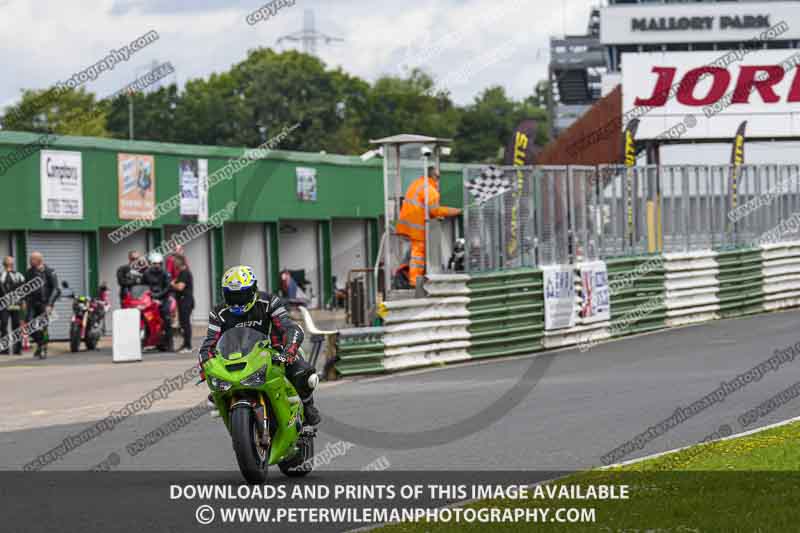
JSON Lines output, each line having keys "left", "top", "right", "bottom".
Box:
{"left": 334, "top": 241, "right": 800, "bottom": 377}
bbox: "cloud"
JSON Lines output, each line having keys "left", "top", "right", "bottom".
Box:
{"left": 1, "top": 0, "right": 596, "bottom": 118}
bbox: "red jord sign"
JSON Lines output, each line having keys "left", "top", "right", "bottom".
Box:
{"left": 635, "top": 64, "right": 800, "bottom": 107}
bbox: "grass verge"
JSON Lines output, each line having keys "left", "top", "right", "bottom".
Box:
{"left": 375, "top": 420, "right": 800, "bottom": 532}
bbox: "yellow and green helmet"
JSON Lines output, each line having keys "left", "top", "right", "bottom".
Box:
{"left": 221, "top": 265, "right": 258, "bottom": 315}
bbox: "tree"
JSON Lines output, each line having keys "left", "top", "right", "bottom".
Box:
{"left": 452, "top": 86, "right": 549, "bottom": 163}
{"left": 361, "top": 69, "right": 459, "bottom": 143}
{"left": 106, "top": 84, "right": 181, "bottom": 142}
{"left": 1, "top": 87, "right": 110, "bottom": 137}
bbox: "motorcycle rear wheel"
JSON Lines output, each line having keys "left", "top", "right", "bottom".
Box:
{"left": 69, "top": 323, "right": 81, "bottom": 353}
{"left": 85, "top": 332, "right": 98, "bottom": 350}
{"left": 231, "top": 407, "right": 268, "bottom": 484}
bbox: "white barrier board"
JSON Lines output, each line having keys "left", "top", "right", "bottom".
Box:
{"left": 578, "top": 261, "right": 611, "bottom": 324}
{"left": 112, "top": 309, "right": 141, "bottom": 363}
{"left": 543, "top": 265, "right": 576, "bottom": 330}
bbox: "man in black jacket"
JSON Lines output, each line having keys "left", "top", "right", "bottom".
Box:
{"left": 116, "top": 250, "right": 144, "bottom": 305}
{"left": 142, "top": 251, "right": 172, "bottom": 349}
{"left": 25, "top": 252, "right": 61, "bottom": 358}
{"left": 0, "top": 256, "right": 26, "bottom": 355}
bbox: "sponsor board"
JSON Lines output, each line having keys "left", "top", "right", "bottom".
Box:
{"left": 296, "top": 167, "right": 317, "bottom": 202}
{"left": 40, "top": 150, "right": 83, "bottom": 220}
{"left": 118, "top": 154, "right": 155, "bottom": 220}
{"left": 578, "top": 261, "right": 611, "bottom": 324}
{"left": 623, "top": 50, "right": 800, "bottom": 139}
{"left": 179, "top": 159, "right": 208, "bottom": 219}
{"left": 543, "top": 265, "right": 576, "bottom": 330}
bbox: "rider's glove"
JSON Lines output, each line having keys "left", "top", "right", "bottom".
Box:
{"left": 283, "top": 345, "right": 298, "bottom": 365}
{"left": 273, "top": 347, "right": 296, "bottom": 365}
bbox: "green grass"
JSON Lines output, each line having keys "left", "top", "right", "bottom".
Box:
{"left": 376, "top": 421, "right": 800, "bottom": 532}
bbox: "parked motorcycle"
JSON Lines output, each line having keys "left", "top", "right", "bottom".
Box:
{"left": 203, "top": 327, "right": 315, "bottom": 484}
{"left": 68, "top": 293, "right": 109, "bottom": 352}
{"left": 121, "top": 285, "right": 175, "bottom": 352}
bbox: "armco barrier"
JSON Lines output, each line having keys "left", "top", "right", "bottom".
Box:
{"left": 662, "top": 250, "right": 721, "bottom": 328}
{"left": 717, "top": 248, "right": 765, "bottom": 319}
{"left": 761, "top": 240, "right": 800, "bottom": 312}
{"left": 335, "top": 327, "right": 385, "bottom": 376}
{"left": 606, "top": 256, "right": 666, "bottom": 336}
{"left": 332, "top": 245, "right": 800, "bottom": 377}
{"left": 466, "top": 269, "right": 544, "bottom": 359}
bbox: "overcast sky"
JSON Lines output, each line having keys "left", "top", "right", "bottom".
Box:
{"left": 0, "top": 0, "right": 597, "bottom": 113}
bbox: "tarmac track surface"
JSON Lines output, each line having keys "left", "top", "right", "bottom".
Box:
{"left": 2, "top": 310, "right": 800, "bottom": 473}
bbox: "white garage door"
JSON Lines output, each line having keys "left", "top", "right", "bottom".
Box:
{"left": 224, "top": 223, "right": 267, "bottom": 288}
{"left": 98, "top": 229, "right": 148, "bottom": 310}
{"left": 279, "top": 220, "right": 320, "bottom": 308}
{"left": 164, "top": 226, "right": 212, "bottom": 323}
{"left": 331, "top": 219, "right": 367, "bottom": 291}
{"left": 27, "top": 232, "right": 88, "bottom": 340}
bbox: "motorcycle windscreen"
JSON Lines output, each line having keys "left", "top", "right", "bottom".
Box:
{"left": 215, "top": 327, "right": 268, "bottom": 361}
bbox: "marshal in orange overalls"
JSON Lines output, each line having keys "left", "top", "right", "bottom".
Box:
{"left": 396, "top": 173, "right": 460, "bottom": 287}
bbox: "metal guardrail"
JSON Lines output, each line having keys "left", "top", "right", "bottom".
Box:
{"left": 464, "top": 163, "right": 800, "bottom": 272}
{"left": 297, "top": 305, "right": 337, "bottom": 378}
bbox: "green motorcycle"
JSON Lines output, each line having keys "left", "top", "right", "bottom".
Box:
{"left": 203, "top": 327, "right": 315, "bottom": 483}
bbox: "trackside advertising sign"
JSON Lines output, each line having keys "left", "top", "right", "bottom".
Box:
{"left": 578, "top": 261, "right": 610, "bottom": 324}
{"left": 542, "top": 265, "right": 576, "bottom": 330}
{"left": 40, "top": 150, "right": 83, "bottom": 220}
{"left": 623, "top": 50, "right": 800, "bottom": 140}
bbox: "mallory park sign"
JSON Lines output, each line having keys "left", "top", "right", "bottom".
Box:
{"left": 601, "top": 2, "right": 800, "bottom": 45}
{"left": 632, "top": 15, "right": 771, "bottom": 33}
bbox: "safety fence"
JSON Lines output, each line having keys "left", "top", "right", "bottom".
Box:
{"left": 333, "top": 241, "right": 800, "bottom": 377}
{"left": 464, "top": 163, "right": 800, "bottom": 272}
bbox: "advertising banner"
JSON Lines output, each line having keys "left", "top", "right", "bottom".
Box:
{"left": 179, "top": 159, "right": 208, "bottom": 218}
{"left": 542, "top": 265, "right": 576, "bottom": 330}
{"left": 40, "top": 150, "right": 83, "bottom": 220}
{"left": 198, "top": 159, "right": 209, "bottom": 223}
{"left": 118, "top": 154, "right": 155, "bottom": 220}
{"left": 623, "top": 50, "right": 800, "bottom": 140}
{"left": 578, "top": 261, "right": 611, "bottom": 324}
{"left": 296, "top": 167, "right": 317, "bottom": 202}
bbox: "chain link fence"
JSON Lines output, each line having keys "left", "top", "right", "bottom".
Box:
{"left": 463, "top": 163, "right": 800, "bottom": 272}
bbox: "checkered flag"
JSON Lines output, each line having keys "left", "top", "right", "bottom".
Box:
{"left": 466, "top": 166, "right": 511, "bottom": 205}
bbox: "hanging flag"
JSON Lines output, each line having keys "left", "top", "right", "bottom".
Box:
{"left": 504, "top": 119, "right": 539, "bottom": 258}
{"left": 623, "top": 119, "right": 640, "bottom": 248}
{"left": 729, "top": 120, "right": 747, "bottom": 212}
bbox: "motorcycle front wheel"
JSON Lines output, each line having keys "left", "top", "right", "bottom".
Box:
{"left": 231, "top": 407, "right": 268, "bottom": 484}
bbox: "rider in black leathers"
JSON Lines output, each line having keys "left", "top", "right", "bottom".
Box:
{"left": 198, "top": 265, "right": 320, "bottom": 426}
{"left": 142, "top": 252, "right": 172, "bottom": 347}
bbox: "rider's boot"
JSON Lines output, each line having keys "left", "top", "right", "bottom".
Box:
{"left": 302, "top": 396, "right": 321, "bottom": 426}
{"left": 34, "top": 343, "right": 43, "bottom": 359}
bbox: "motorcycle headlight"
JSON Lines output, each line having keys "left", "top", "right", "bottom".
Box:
{"left": 240, "top": 365, "right": 267, "bottom": 387}
{"left": 208, "top": 376, "right": 232, "bottom": 391}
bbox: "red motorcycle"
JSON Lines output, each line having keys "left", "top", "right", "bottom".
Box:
{"left": 122, "top": 285, "right": 176, "bottom": 352}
